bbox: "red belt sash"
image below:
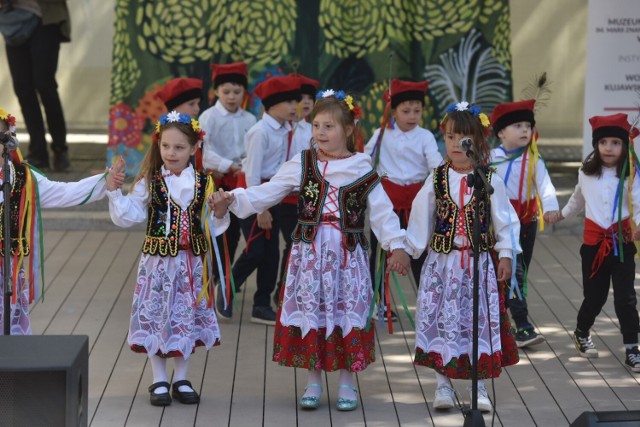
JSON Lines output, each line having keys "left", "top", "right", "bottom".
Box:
{"left": 509, "top": 198, "right": 538, "bottom": 224}
{"left": 282, "top": 192, "right": 299, "bottom": 205}
{"left": 583, "top": 217, "right": 632, "bottom": 278}
{"left": 381, "top": 178, "right": 422, "bottom": 223}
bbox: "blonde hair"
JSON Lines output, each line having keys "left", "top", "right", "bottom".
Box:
{"left": 311, "top": 96, "right": 358, "bottom": 152}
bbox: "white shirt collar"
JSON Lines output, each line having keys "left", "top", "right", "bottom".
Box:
{"left": 161, "top": 163, "right": 194, "bottom": 178}
{"left": 214, "top": 100, "right": 243, "bottom": 117}
{"left": 264, "top": 113, "right": 291, "bottom": 131}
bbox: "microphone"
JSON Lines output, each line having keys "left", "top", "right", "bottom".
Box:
{"left": 459, "top": 137, "right": 473, "bottom": 152}
{"left": 0, "top": 132, "right": 19, "bottom": 151}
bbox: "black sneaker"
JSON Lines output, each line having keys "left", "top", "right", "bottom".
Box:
{"left": 215, "top": 282, "right": 233, "bottom": 320}
{"left": 515, "top": 328, "right": 545, "bottom": 348}
{"left": 625, "top": 346, "right": 640, "bottom": 372}
{"left": 251, "top": 306, "right": 276, "bottom": 326}
{"left": 572, "top": 330, "right": 598, "bottom": 358}
{"left": 25, "top": 156, "right": 49, "bottom": 170}
{"left": 53, "top": 150, "right": 71, "bottom": 172}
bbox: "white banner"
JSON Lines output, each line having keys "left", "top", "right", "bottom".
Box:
{"left": 584, "top": 0, "right": 640, "bottom": 159}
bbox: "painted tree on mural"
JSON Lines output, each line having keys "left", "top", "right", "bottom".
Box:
{"left": 108, "top": 0, "right": 512, "bottom": 173}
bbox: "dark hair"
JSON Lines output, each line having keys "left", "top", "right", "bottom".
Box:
{"left": 311, "top": 96, "right": 358, "bottom": 152}
{"left": 582, "top": 140, "right": 628, "bottom": 178}
{"left": 135, "top": 121, "right": 199, "bottom": 186}
{"left": 442, "top": 110, "right": 490, "bottom": 164}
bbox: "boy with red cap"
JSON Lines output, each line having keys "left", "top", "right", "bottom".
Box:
{"left": 156, "top": 77, "right": 203, "bottom": 117}
{"left": 364, "top": 79, "right": 442, "bottom": 319}
{"left": 199, "top": 62, "right": 256, "bottom": 287}
{"left": 216, "top": 75, "right": 301, "bottom": 325}
{"left": 489, "top": 99, "right": 560, "bottom": 348}
{"left": 551, "top": 113, "right": 640, "bottom": 371}
{"left": 274, "top": 74, "right": 319, "bottom": 306}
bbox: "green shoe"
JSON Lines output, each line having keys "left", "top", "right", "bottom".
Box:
{"left": 299, "top": 383, "right": 322, "bottom": 409}
{"left": 336, "top": 385, "right": 358, "bottom": 411}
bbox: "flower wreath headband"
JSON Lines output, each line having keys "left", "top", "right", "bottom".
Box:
{"left": 439, "top": 101, "right": 491, "bottom": 135}
{"left": 316, "top": 89, "right": 363, "bottom": 123}
{"left": 0, "top": 108, "right": 17, "bottom": 134}
{"left": 153, "top": 110, "right": 205, "bottom": 143}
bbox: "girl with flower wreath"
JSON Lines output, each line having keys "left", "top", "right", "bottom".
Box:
{"left": 107, "top": 111, "right": 230, "bottom": 407}
{"left": 211, "top": 90, "right": 410, "bottom": 411}
{"left": 0, "top": 108, "right": 123, "bottom": 335}
{"left": 400, "top": 102, "right": 520, "bottom": 413}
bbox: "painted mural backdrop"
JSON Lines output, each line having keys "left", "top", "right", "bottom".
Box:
{"left": 108, "top": 0, "right": 512, "bottom": 174}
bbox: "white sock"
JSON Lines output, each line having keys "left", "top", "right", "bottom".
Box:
{"left": 149, "top": 356, "right": 168, "bottom": 394}
{"left": 173, "top": 357, "right": 194, "bottom": 392}
{"left": 435, "top": 372, "right": 452, "bottom": 388}
{"left": 303, "top": 370, "right": 323, "bottom": 398}
{"left": 337, "top": 369, "right": 357, "bottom": 400}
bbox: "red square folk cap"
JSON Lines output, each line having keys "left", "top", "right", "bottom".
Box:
{"left": 255, "top": 75, "right": 301, "bottom": 110}
{"left": 156, "top": 77, "right": 203, "bottom": 111}
{"left": 589, "top": 113, "right": 639, "bottom": 146}
{"left": 490, "top": 99, "right": 536, "bottom": 136}
{"left": 211, "top": 62, "right": 248, "bottom": 89}
{"left": 386, "top": 79, "right": 429, "bottom": 109}
{"left": 288, "top": 73, "right": 319, "bottom": 97}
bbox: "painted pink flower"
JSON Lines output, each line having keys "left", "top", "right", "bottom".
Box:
{"left": 108, "top": 103, "right": 145, "bottom": 148}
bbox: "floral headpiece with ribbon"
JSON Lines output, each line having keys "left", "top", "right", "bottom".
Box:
{"left": 0, "top": 108, "right": 17, "bottom": 134}
{"left": 153, "top": 110, "right": 205, "bottom": 143}
{"left": 440, "top": 101, "right": 491, "bottom": 135}
{"left": 316, "top": 89, "right": 362, "bottom": 123}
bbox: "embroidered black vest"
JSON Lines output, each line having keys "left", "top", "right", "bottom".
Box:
{"left": 429, "top": 163, "right": 495, "bottom": 253}
{"left": 142, "top": 170, "right": 210, "bottom": 257}
{"left": 0, "top": 163, "right": 29, "bottom": 256}
{"left": 292, "top": 149, "right": 380, "bottom": 251}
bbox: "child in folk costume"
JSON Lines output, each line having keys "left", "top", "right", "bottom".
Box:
{"left": 0, "top": 108, "right": 122, "bottom": 335}
{"left": 107, "top": 112, "right": 229, "bottom": 406}
{"left": 156, "top": 77, "right": 203, "bottom": 118}
{"left": 211, "top": 91, "right": 410, "bottom": 411}
{"left": 365, "top": 79, "right": 443, "bottom": 319}
{"left": 402, "top": 102, "right": 520, "bottom": 412}
{"left": 199, "top": 62, "right": 256, "bottom": 305}
{"left": 275, "top": 74, "right": 320, "bottom": 306}
{"left": 489, "top": 99, "right": 560, "bottom": 348}
{"left": 549, "top": 113, "right": 640, "bottom": 372}
{"left": 216, "top": 75, "right": 302, "bottom": 325}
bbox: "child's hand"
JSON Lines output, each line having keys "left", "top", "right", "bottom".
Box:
{"left": 633, "top": 227, "right": 640, "bottom": 241}
{"left": 257, "top": 210, "right": 273, "bottom": 230}
{"left": 207, "top": 188, "right": 234, "bottom": 219}
{"left": 106, "top": 156, "right": 126, "bottom": 191}
{"left": 496, "top": 257, "right": 512, "bottom": 282}
{"left": 230, "top": 163, "right": 242, "bottom": 176}
{"left": 543, "top": 210, "right": 563, "bottom": 224}
{"left": 387, "top": 249, "right": 410, "bottom": 276}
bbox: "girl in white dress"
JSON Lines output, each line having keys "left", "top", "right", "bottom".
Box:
{"left": 402, "top": 102, "right": 521, "bottom": 412}
{"left": 0, "top": 108, "right": 121, "bottom": 335}
{"left": 212, "top": 91, "right": 410, "bottom": 411}
{"left": 108, "top": 111, "right": 229, "bottom": 406}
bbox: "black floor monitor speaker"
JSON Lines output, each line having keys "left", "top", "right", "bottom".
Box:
{"left": 571, "top": 410, "right": 640, "bottom": 426}
{"left": 0, "top": 335, "right": 88, "bottom": 427}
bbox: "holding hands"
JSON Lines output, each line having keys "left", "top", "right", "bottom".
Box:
{"left": 106, "top": 156, "right": 126, "bottom": 191}
{"left": 543, "top": 210, "right": 563, "bottom": 224}
{"left": 387, "top": 249, "right": 411, "bottom": 276}
{"left": 207, "top": 188, "right": 235, "bottom": 219}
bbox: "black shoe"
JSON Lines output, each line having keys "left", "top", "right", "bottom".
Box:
{"left": 53, "top": 150, "right": 70, "bottom": 172}
{"left": 572, "top": 329, "right": 598, "bottom": 358}
{"left": 625, "top": 346, "right": 640, "bottom": 372}
{"left": 171, "top": 380, "right": 200, "bottom": 404}
{"left": 215, "top": 282, "right": 233, "bottom": 320}
{"left": 25, "top": 156, "right": 49, "bottom": 170}
{"left": 515, "top": 328, "right": 545, "bottom": 348}
{"left": 148, "top": 381, "right": 172, "bottom": 406}
{"left": 251, "top": 305, "right": 276, "bottom": 325}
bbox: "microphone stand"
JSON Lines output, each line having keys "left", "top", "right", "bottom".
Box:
{"left": 2, "top": 141, "right": 12, "bottom": 335}
{"left": 463, "top": 149, "right": 493, "bottom": 427}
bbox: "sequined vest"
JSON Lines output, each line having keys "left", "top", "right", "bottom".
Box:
{"left": 292, "top": 149, "right": 380, "bottom": 252}
{"left": 142, "top": 170, "right": 209, "bottom": 257}
{"left": 429, "top": 163, "right": 495, "bottom": 253}
{"left": 0, "top": 163, "right": 29, "bottom": 256}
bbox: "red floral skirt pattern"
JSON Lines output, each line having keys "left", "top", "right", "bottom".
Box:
{"left": 273, "top": 322, "right": 376, "bottom": 372}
